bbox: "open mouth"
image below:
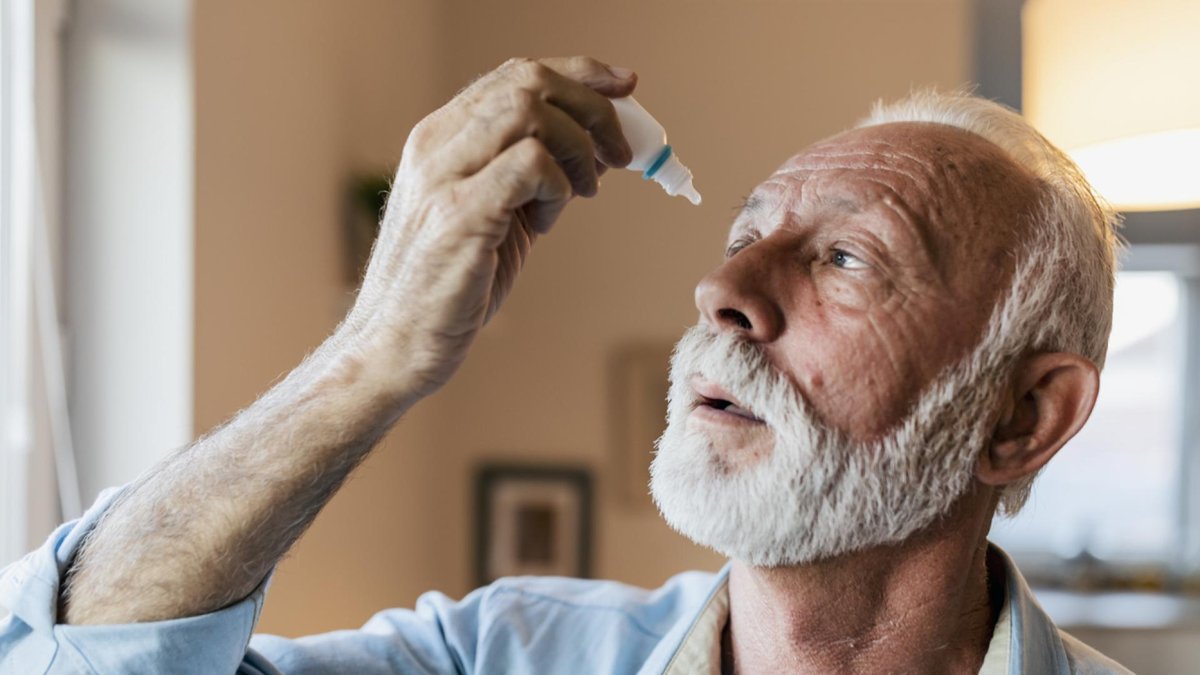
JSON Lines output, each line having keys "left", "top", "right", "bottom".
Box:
{"left": 690, "top": 377, "right": 765, "bottom": 424}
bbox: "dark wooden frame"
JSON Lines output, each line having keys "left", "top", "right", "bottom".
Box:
{"left": 474, "top": 464, "right": 593, "bottom": 587}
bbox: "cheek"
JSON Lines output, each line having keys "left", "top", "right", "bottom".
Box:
{"left": 774, "top": 305, "right": 925, "bottom": 439}
{"left": 812, "top": 267, "right": 893, "bottom": 312}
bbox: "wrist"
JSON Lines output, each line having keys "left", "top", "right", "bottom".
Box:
{"left": 314, "top": 323, "right": 430, "bottom": 415}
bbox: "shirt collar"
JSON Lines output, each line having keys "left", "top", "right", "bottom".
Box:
{"left": 993, "top": 543, "right": 1072, "bottom": 675}
{"left": 661, "top": 567, "right": 730, "bottom": 675}
{"left": 648, "top": 543, "right": 1070, "bottom": 675}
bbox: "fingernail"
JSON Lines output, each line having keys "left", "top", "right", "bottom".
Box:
{"left": 606, "top": 65, "right": 635, "bottom": 80}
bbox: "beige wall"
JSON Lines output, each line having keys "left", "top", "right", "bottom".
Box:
{"left": 193, "top": 0, "right": 445, "bottom": 635}
{"left": 194, "top": 0, "right": 972, "bottom": 637}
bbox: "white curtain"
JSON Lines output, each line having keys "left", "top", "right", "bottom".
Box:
{"left": 0, "top": 0, "right": 80, "bottom": 569}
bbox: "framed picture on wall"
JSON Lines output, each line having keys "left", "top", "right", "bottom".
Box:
{"left": 474, "top": 465, "right": 593, "bottom": 586}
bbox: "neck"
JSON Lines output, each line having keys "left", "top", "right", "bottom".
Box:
{"left": 726, "top": 490, "right": 1003, "bottom": 675}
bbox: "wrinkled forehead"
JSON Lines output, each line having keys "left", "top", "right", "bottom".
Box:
{"left": 736, "top": 122, "right": 1041, "bottom": 286}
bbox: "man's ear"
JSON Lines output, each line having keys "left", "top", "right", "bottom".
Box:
{"left": 976, "top": 352, "right": 1100, "bottom": 487}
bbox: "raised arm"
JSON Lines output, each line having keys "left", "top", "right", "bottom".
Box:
{"left": 60, "top": 56, "right": 636, "bottom": 625}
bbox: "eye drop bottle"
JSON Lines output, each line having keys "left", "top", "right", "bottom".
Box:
{"left": 611, "top": 96, "right": 702, "bottom": 205}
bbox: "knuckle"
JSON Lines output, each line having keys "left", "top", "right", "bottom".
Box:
{"left": 514, "top": 136, "right": 547, "bottom": 165}
{"left": 513, "top": 86, "right": 541, "bottom": 112}
{"left": 503, "top": 89, "right": 543, "bottom": 134}
{"left": 517, "top": 140, "right": 556, "bottom": 178}
{"left": 518, "top": 60, "right": 552, "bottom": 87}
{"left": 568, "top": 55, "right": 604, "bottom": 75}
{"left": 407, "top": 117, "right": 435, "bottom": 148}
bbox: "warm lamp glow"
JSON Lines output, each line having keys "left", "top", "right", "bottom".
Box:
{"left": 1023, "top": 0, "right": 1200, "bottom": 211}
{"left": 1071, "top": 129, "right": 1200, "bottom": 211}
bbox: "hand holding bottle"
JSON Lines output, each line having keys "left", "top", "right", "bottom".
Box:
{"left": 58, "top": 56, "right": 695, "bottom": 630}
{"left": 343, "top": 56, "right": 638, "bottom": 405}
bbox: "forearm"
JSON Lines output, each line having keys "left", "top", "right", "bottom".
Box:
{"left": 56, "top": 54, "right": 635, "bottom": 628}
{"left": 60, "top": 330, "right": 413, "bottom": 625}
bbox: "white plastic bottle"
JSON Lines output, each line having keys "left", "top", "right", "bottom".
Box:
{"left": 610, "top": 96, "right": 702, "bottom": 205}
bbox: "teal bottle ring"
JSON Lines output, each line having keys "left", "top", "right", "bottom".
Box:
{"left": 642, "top": 145, "right": 673, "bottom": 180}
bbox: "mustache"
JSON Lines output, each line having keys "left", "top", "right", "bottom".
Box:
{"left": 669, "top": 325, "right": 827, "bottom": 432}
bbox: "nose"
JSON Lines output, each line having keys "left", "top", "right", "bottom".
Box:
{"left": 694, "top": 244, "right": 784, "bottom": 343}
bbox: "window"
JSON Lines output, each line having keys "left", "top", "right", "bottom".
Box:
{"left": 0, "top": 0, "right": 34, "bottom": 569}
{"left": 0, "top": 0, "right": 76, "bottom": 570}
{"left": 992, "top": 252, "right": 1200, "bottom": 587}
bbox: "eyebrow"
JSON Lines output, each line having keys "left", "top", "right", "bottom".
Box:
{"left": 734, "top": 194, "right": 764, "bottom": 218}
{"left": 726, "top": 191, "right": 932, "bottom": 270}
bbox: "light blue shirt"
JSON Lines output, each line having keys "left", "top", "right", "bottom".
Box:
{"left": 1, "top": 487, "right": 1130, "bottom": 674}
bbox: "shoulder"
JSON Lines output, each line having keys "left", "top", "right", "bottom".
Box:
{"left": 473, "top": 569, "right": 722, "bottom": 636}
{"left": 413, "top": 569, "right": 724, "bottom": 674}
{"left": 248, "top": 571, "right": 723, "bottom": 675}
{"left": 1058, "top": 630, "right": 1135, "bottom": 675}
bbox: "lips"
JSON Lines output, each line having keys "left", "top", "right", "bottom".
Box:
{"left": 690, "top": 376, "right": 764, "bottom": 423}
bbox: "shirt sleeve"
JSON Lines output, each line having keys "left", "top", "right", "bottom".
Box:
{"left": 247, "top": 589, "right": 487, "bottom": 675}
{"left": 0, "top": 486, "right": 267, "bottom": 675}
{"left": 0, "top": 487, "right": 490, "bottom": 675}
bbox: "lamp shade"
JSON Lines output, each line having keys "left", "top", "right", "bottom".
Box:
{"left": 1023, "top": 0, "right": 1200, "bottom": 211}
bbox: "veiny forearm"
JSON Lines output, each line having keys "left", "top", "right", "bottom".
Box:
{"left": 60, "top": 331, "right": 413, "bottom": 625}
{"left": 57, "top": 55, "right": 634, "bottom": 627}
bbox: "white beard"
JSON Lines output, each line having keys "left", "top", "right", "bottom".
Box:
{"left": 650, "top": 325, "right": 1007, "bottom": 567}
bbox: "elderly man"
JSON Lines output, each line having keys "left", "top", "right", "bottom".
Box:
{"left": 1, "top": 57, "right": 1130, "bottom": 674}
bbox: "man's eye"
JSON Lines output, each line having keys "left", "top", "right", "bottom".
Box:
{"left": 725, "top": 239, "right": 754, "bottom": 258}
{"left": 831, "top": 249, "right": 868, "bottom": 270}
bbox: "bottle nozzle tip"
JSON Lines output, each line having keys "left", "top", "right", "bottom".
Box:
{"left": 680, "top": 183, "right": 702, "bottom": 206}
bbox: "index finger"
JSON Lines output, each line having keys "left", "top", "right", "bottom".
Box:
{"left": 538, "top": 56, "right": 638, "bottom": 97}
{"left": 533, "top": 57, "right": 638, "bottom": 168}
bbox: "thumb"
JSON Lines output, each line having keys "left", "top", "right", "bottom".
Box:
{"left": 597, "top": 65, "right": 638, "bottom": 98}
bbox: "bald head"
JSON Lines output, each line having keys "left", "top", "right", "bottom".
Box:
{"left": 700, "top": 121, "right": 1048, "bottom": 438}
{"left": 764, "top": 122, "right": 1045, "bottom": 356}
